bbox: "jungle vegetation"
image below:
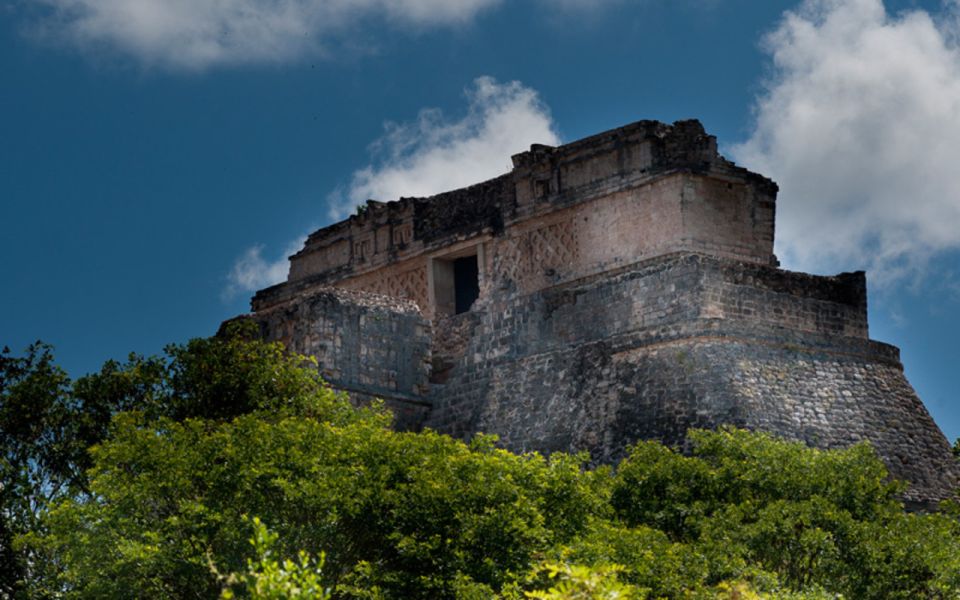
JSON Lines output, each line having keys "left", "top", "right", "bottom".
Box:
{"left": 2, "top": 322, "right": 959, "bottom": 599}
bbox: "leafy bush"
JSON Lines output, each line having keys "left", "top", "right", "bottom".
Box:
{"left": 219, "top": 517, "right": 330, "bottom": 600}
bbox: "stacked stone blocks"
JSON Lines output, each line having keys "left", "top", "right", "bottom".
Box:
{"left": 239, "top": 119, "right": 958, "bottom": 505}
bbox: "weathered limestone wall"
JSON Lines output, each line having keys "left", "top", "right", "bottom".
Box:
{"left": 251, "top": 286, "right": 432, "bottom": 430}
{"left": 336, "top": 261, "right": 431, "bottom": 316}
{"left": 258, "top": 169, "right": 775, "bottom": 319}
{"left": 699, "top": 260, "right": 869, "bottom": 338}
{"left": 254, "top": 120, "right": 777, "bottom": 319}
{"left": 423, "top": 253, "right": 958, "bottom": 504}
{"left": 428, "top": 253, "right": 869, "bottom": 371}
{"left": 241, "top": 119, "right": 957, "bottom": 506}
{"left": 454, "top": 335, "right": 954, "bottom": 506}
{"left": 487, "top": 174, "right": 766, "bottom": 298}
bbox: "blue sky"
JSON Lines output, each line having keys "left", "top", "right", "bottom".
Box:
{"left": 1, "top": 0, "right": 958, "bottom": 443}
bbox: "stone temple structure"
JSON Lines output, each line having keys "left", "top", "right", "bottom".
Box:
{"left": 237, "top": 119, "right": 958, "bottom": 505}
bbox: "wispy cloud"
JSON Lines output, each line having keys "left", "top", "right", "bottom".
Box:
{"left": 224, "top": 235, "right": 306, "bottom": 301}
{"left": 25, "top": 0, "right": 501, "bottom": 70}
{"left": 225, "top": 76, "right": 557, "bottom": 299}
{"left": 327, "top": 76, "right": 560, "bottom": 220}
{"left": 732, "top": 0, "right": 960, "bottom": 287}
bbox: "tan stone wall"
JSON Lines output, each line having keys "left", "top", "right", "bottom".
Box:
{"left": 575, "top": 176, "right": 687, "bottom": 271}
{"left": 678, "top": 176, "right": 775, "bottom": 264}
{"left": 490, "top": 176, "right": 691, "bottom": 297}
{"left": 288, "top": 239, "right": 352, "bottom": 281}
{"left": 285, "top": 170, "right": 773, "bottom": 319}
{"left": 273, "top": 120, "right": 778, "bottom": 312}
{"left": 338, "top": 259, "right": 430, "bottom": 314}
{"left": 249, "top": 286, "right": 431, "bottom": 431}
{"left": 485, "top": 173, "right": 773, "bottom": 298}
{"left": 288, "top": 203, "right": 419, "bottom": 283}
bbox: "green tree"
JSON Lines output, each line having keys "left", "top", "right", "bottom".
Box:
{"left": 523, "top": 563, "right": 640, "bottom": 600}
{"left": 607, "top": 428, "right": 960, "bottom": 598}
{"left": 1, "top": 320, "right": 355, "bottom": 596}
{"left": 70, "top": 319, "right": 340, "bottom": 424}
{"left": 1, "top": 342, "right": 83, "bottom": 597}
{"left": 35, "top": 407, "right": 604, "bottom": 598}
{"left": 6, "top": 329, "right": 960, "bottom": 599}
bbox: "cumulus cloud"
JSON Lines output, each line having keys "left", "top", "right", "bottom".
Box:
{"left": 732, "top": 0, "right": 960, "bottom": 286}
{"left": 327, "top": 76, "right": 560, "bottom": 219}
{"left": 26, "top": 0, "right": 500, "bottom": 70}
{"left": 224, "top": 235, "right": 306, "bottom": 300}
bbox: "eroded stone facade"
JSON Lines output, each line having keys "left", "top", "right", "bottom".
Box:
{"left": 240, "top": 119, "right": 958, "bottom": 505}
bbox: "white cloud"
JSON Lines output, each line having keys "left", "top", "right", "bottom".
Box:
{"left": 327, "top": 76, "right": 560, "bottom": 220}
{"left": 224, "top": 235, "right": 306, "bottom": 300}
{"left": 27, "top": 0, "right": 500, "bottom": 70}
{"left": 225, "top": 76, "right": 556, "bottom": 299}
{"left": 732, "top": 0, "right": 960, "bottom": 286}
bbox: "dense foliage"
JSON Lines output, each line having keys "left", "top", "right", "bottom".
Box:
{"left": 2, "top": 325, "right": 959, "bottom": 599}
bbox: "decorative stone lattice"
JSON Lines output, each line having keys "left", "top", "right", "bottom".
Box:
{"left": 495, "top": 219, "right": 580, "bottom": 293}
{"left": 341, "top": 264, "right": 429, "bottom": 311}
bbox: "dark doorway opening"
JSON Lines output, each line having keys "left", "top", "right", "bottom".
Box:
{"left": 453, "top": 255, "right": 479, "bottom": 314}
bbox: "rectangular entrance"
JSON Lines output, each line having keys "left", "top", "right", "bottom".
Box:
{"left": 431, "top": 248, "right": 481, "bottom": 317}
{"left": 453, "top": 255, "right": 479, "bottom": 314}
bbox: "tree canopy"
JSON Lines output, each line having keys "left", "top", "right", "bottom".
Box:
{"left": 2, "top": 325, "right": 959, "bottom": 599}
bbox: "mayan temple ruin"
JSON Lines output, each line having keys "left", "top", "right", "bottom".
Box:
{"left": 235, "top": 119, "right": 958, "bottom": 506}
